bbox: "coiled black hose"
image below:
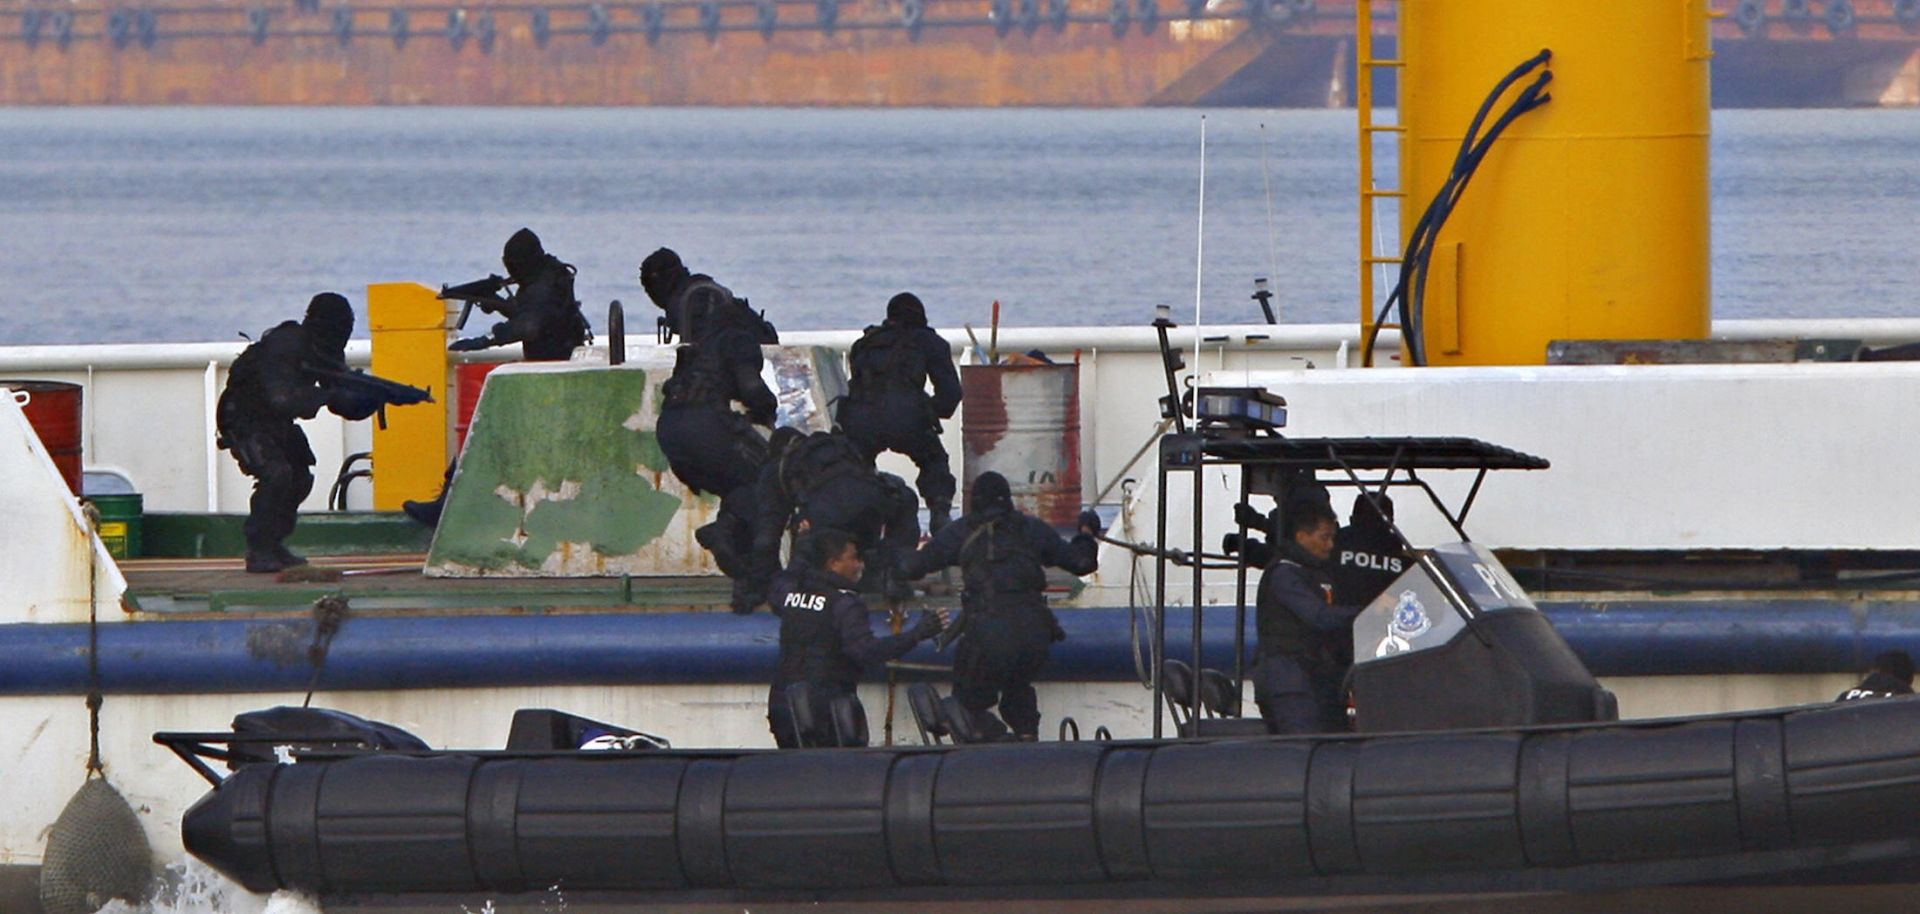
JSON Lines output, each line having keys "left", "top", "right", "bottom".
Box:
{"left": 1364, "top": 49, "right": 1553, "bottom": 367}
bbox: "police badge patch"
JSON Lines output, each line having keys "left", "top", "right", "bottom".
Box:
{"left": 1389, "top": 589, "right": 1431, "bottom": 640}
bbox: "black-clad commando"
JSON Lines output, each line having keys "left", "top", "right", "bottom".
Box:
{"left": 218, "top": 294, "right": 428, "bottom": 573}
{"left": 836, "top": 292, "right": 962, "bottom": 532}
{"left": 751, "top": 429, "right": 921, "bottom": 605}
{"left": 449, "top": 228, "right": 592, "bottom": 361}
{"left": 766, "top": 529, "right": 949, "bottom": 747}
{"left": 1252, "top": 499, "right": 1365, "bottom": 734}
{"left": 639, "top": 247, "right": 778, "bottom": 347}
{"left": 902, "top": 471, "right": 1100, "bottom": 740}
{"left": 404, "top": 228, "right": 591, "bottom": 528}
{"left": 641, "top": 248, "right": 785, "bottom": 610}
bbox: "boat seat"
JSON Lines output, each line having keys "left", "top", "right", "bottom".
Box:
{"left": 505, "top": 708, "right": 665, "bottom": 751}
{"left": 907, "top": 682, "right": 949, "bottom": 745}
{"left": 783, "top": 682, "right": 827, "bottom": 747}
{"left": 1200, "top": 668, "right": 1244, "bottom": 718}
{"left": 227, "top": 706, "right": 429, "bottom": 769}
{"left": 828, "top": 693, "right": 869, "bottom": 747}
{"left": 784, "top": 682, "right": 869, "bottom": 747}
{"left": 940, "top": 695, "right": 989, "bottom": 743}
{"left": 1161, "top": 659, "right": 1199, "bottom": 726}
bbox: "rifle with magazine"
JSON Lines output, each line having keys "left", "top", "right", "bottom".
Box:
{"left": 303, "top": 360, "right": 434, "bottom": 430}
{"left": 437, "top": 274, "right": 515, "bottom": 331}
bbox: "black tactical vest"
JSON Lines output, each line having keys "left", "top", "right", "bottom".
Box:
{"left": 778, "top": 432, "right": 869, "bottom": 501}
{"left": 775, "top": 579, "right": 856, "bottom": 688}
{"left": 848, "top": 324, "right": 927, "bottom": 401}
{"left": 1259, "top": 554, "right": 1343, "bottom": 667}
{"left": 660, "top": 342, "right": 732, "bottom": 409}
{"left": 958, "top": 512, "right": 1046, "bottom": 608}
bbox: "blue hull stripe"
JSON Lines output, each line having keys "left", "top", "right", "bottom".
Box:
{"left": 0, "top": 601, "right": 1908, "bottom": 695}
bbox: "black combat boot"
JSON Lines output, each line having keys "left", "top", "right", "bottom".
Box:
{"left": 245, "top": 549, "right": 292, "bottom": 574}
{"left": 402, "top": 495, "right": 445, "bottom": 527}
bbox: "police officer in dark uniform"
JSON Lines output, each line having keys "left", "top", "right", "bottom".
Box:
{"left": 218, "top": 294, "right": 390, "bottom": 573}
{"left": 766, "top": 528, "right": 949, "bottom": 747}
{"left": 449, "top": 228, "right": 592, "bottom": 361}
{"left": 750, "top": 429, "right": 921, "bottom": 603}
{"left": 1253, "top": 500, "right": 1366, "bottom": 734}
{"left": 639, "top": 247, "right": 778, "bottom": 346}
{"left": 836, "top": 292, "right": 962, "bottom": 532}
{"left": 1332, "top": 493, "right": 1409, "bottom": 608}
{"left": 1837, "top": 651, "right": 1915, "bottom": 701}
{"left": 902, "top": 471, "right": 1100, "bottom": 740}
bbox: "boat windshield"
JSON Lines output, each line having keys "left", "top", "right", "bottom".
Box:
{"left": 1353, "top": 542, "right": 1537, "bottom": 662}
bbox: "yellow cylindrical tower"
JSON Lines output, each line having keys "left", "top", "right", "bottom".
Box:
{"left": 1399, "top": 0, "right": 1713, "bottom": 366}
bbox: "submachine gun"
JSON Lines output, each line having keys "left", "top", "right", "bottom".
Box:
{"left": 437, "top": 274, "right": 516, "bottom": 331}
{"left": 303, "top": 360, "right": 434, "bottom": 430}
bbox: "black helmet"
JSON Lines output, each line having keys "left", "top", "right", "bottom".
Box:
{"left": 502, "top": 228, "right": 545, "bottom": 281}
{"left": 969, "top": 471, "right": 1013, "bottom": 514}
{"left": 302, "top": 292, "right": 354, "bottom": 357}
{"left": 886, "top": 292, "right": 927, "bottom": 327}
{"left": 640, "top": 247, "right": 688, "bottom": 308}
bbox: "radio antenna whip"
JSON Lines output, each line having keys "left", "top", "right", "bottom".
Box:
{"left": 1260, "top": 121, "right": 1280, "bottom": 297}
{"left": 1193, "top": 114, "right": 1207, "bottom": 371}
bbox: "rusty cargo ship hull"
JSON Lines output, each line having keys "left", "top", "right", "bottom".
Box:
{"left": 1, "top": 0, "right": 1917, "bottom": 108}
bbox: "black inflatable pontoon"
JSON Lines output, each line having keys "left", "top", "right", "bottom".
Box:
{"left": 173, "top": 697, "right": 1920, "bottom": 902}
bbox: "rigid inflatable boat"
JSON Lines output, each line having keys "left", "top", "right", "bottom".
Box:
{"left": 173, "top": 697, "right": 1920, "bottom": 902}
{"left": 166, "top": 534, "right": 1920, "bottom": 903}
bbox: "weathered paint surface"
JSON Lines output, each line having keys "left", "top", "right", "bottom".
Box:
{"left": 960, "top": 362, "right": 1082, "bottom": 528}
{"left": 426, "top": 365, "right": 682, "bottom": 576}
{"left": 0, "top": 1, "right": 1915, "bottom": 106}
{"left": 0, "top": 389, "right": 125, "bottom": 625}
{"left": 426, "top": 346, "right": 845, "bottom": 577}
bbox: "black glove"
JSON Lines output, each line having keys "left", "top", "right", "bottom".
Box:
{"left": 1077, "top": 510, "right": 1103, "bottom": 537}
{"left": 1233, "top": 502, "right": 1268, "bottom": 531}
{"left": 908, "top": 610, "right": 944, "bottom": 641}
{"left": 449, "top": 335, "right": 492, "bottom": 352}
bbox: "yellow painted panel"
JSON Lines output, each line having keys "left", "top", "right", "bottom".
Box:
{"left": 368, "top": 282, "right": 450, "bottom": 511}
{"left": 1430, "top": 241, "right": 1460, "bottom": 356}
{"left": 1400, "top": 0, "right": 1712, "bottom": 366}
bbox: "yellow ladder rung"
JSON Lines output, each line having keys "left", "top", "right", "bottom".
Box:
{"left": 1363, "top": 59, "right": 1406, "bottom": 68}
{"left": 1363, "top": 256, "right": 1403, "bottom": 265}
{"left": 1362, "top": 189, "right": 1407, "bottom": 198}
{"left": 1363, "top": 124, "right": 1407, "bottom": 134}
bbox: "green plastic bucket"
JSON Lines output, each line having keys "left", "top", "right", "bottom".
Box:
{"left": 91, "top": 493, "right": 143, "bottom": 559}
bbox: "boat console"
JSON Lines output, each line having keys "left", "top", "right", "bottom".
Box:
{"left": 1349, "top": 542, "right": 1618, "bottom": 732}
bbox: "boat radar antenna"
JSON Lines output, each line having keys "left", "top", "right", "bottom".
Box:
{"left": 1152, "top": 305, "right": 1188, "bottom": 435}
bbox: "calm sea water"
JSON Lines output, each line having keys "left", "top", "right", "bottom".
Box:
{"left": 0, "top": 106, "right": 1916, "bottom": 346}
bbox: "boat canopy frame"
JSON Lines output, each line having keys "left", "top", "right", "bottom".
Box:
{"left": 1151, "top": 429, "right": 1549, "bottom": 738}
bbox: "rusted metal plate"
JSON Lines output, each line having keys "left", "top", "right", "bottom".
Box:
{"left": 0, "top": 0, "right": 1912, "bottom": 105}
{"left": 960, "top": 362, "right": 1081, "bottom": 529}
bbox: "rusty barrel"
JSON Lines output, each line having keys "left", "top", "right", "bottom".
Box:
{"left": 455, "top": 362, "right": 500, "bottom": 450}
{"left": 960, "top": 363, "right": 1081, "bottom": 529}
{"left": 3, "top": 380, "right": 82, "bottom": 496}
